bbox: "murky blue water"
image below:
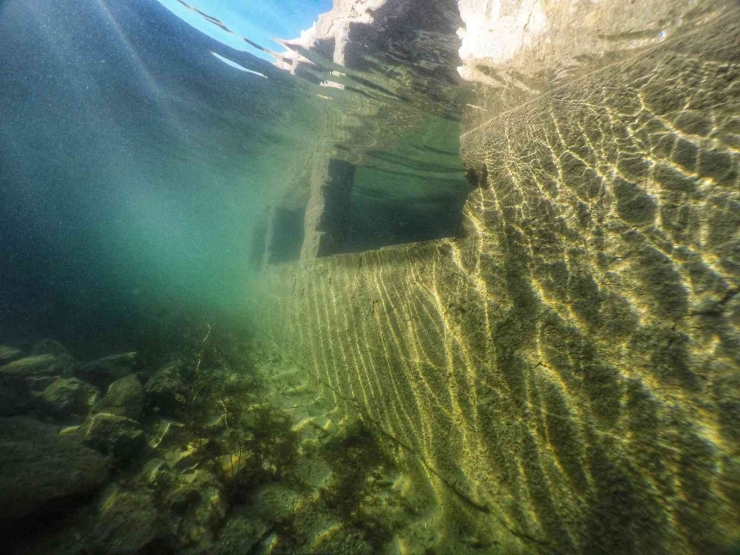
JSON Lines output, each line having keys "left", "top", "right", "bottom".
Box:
{"left": 0, "top": 0, "right": 465, "bottom": 354}
{"left": 1, "top": 1, "right": 315, "bottom": 343}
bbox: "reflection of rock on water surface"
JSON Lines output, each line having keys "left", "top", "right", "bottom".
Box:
{"left": 254, "top": 2, "right": 740, "bottom": 552}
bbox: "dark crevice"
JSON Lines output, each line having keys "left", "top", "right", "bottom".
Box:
{"left": 314, "top": 158, "right": 472, "bottom": 256}
{"left": 268, "top": 207, "right": 306, "bottom": 264}
{"left": 316, "top": 159, "right": 357, "bottom": 257}
{"left": 691, "top": 288, "right": 739, "bottom": 316}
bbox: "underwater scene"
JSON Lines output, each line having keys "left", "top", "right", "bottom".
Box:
{"left": 1, "top": 0, "right": 739, "bottom": 553}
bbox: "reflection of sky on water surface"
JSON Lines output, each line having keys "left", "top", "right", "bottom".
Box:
{"left": 156, "top": 0, "right": 333, "bottom": 60}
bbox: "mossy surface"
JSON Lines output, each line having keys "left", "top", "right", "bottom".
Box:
{"left": 9, "top": 336, "right": 432, "bottom": 555}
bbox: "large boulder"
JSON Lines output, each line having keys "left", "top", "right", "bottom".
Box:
{"left": 80, "top": 484, "right": 166, "bottom": 554}
{"left": 0, "top": 417, "right": 108, "bottom": 519}
{"left": 78, "top": 413, "right": 147, "bottom": 467}
{"left": 166, "top": 469, "right": 228, "bottom": 547}
{"left": 144, "top": 361, "right": 189, "bottom": 416}
{"left": 92, "top": 374, "right": 145, "bottom": 421}
{"left": 0, "top": 348, "right": 67, "bottom": 418}
{"left": 148, "top": 418, "right": 187, "bottom": 450}
{"left": 75, "top": 352, "right": 139, "bottom": 391}
{"left": 39, "top": 377, "right": 100, "bottom": 421}
{"left": 214, "top": 512, "right": 269, "bottom": 555}
{"left": 0, "top": 354, "right": 76, "bottom": 379}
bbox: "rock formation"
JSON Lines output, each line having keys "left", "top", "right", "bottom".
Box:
{"left": 0, "top": 417, "right": 108, "bottom": 520}
{"left": 252, "top": 0, "right": 740, "bottom": 552}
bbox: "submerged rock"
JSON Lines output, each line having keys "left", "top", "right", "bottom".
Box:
{"left": 40, "top": 377, "right": 100, "bottom": 421}
{"left": 213, "top": 512, "right": 269, "bottom": 555}
{"left": 217, "top": 452, "right": 254, "bottom": 482}
{"left": 29, "top": 339, "right": 71, "bottom": 358}
{"left": 145, "top": 361, "right": 189, "bottom": 416}
{"left": 163, "top": 438, "right": 215, "bottom": 471}
{"left": 251, "top": 483, "right": 302, "bottom": 523}
{"left": 25, "top": 375, "right": 59, "bottom": 392}
{"left": 0, "top": 416, "right": 107, "bottom": 519}
{"left": 75, "top": 352, "right": 139, "bottom": 391}
{"left": 293, "top": 455, "right": 333, "bottom": 490}
{"left": 0, "top": 345, "right": 22, "bottom": 364}
{"left": 0, "top": 353, "right": 76, "bottom": 379}
{"left": 167, "top": 484, "right": 202, "bottom": 513}
{"left": 92, "top": 374, "right": 144, "bottom": 420}
{"left": 148, "top": 418, "right": 187, "bottom": 450}
{"left": 88, "top": 485, "right": 165, "bottom": 554}
{"left": 79, "top": 413, "right": 147, "bottom": 467}
{"left": 174, "top": 469, "right": 228, "bottom": 546}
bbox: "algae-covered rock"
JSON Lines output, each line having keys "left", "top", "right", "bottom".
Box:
{"left": 251, "top": 483, "right": 301, "bottom": 522}
{"left": 168, "top": 480, "right": 227, "bottom": 527}
{"left": 75, "top": 352, "right": 139, "bottom": 390}
{"left": 293, "top": 455, "right": 332, "bottom": 490}
{"left": 79, "top": 413, "right": 147, "bottom": 467}
{"left": 0, "top": 345, "right": 22, "bottom": 364}
{"left": 40, "top": 377, "right": 100, "bottom": 421}
{"left": 0, "top": 353, "right": 76, "bottom": 379}
{"left": 0, "top": 416, "right": 107, "bottom": 519}
{"left": 136, "top": 457, "right": 171, "bottom": 488}
{"left": 148, "top": 418, "right": 187, "bottom": 449}
{"left": 0, "top": 353, "right": 79, "bottom": 419}
{"left": 89, "top": 484, "right": 165, "bottom": 554}
{"left": 165, "top": 443, "right": 201, "bottom": 470}
{"left": 213, "top": 512, "right": 270, "bottom": 555}
{"left": 92, "top": 374, "right": 144, "bottom": 420}
{"left": 144, "top": 361, "right": 189, "bottom": 415}
{"left": 166, "top": 484, "right": 201, "bottom": 513}
{"left": 163, "top": 438, "right": 216, "bottom": 471}
{"left": 217, "top": 452, "right": 254, "bottom": 482}
{"left": 25, "top": 375, "right": 59, "bottom": 392}
{"left": 158, "top": 468, "right": 228, "bottom": 550}
{"left": 307, "top": 522, "right": 374, "bottom": 555}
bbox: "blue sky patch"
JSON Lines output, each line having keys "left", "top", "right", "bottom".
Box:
{"left": 156, "top": 0, "right": 333, "bottom": 60}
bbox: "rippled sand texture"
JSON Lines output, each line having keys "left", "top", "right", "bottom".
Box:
{"left": 253, "top": 14, "right": 740, "bottom": 554}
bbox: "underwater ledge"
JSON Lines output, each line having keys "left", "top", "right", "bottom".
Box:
{"left": 251, "top": 10, "right": 740, "bottom": 554}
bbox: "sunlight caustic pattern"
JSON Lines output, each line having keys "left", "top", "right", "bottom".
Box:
{"left": 253, "top": 14, "right": 740, "bottom": 554}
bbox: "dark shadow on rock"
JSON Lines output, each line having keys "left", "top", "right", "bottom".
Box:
{"left": 583, "top": 434, "right": 667, "bottom": 555}
{"left": 613, "top": 178, "right": 657, "bottom": 226}
{"left": 633, "top": 243, "right": 688, "bottom": 320}
{"left": 582, "top": 363, "right": 622, "bottom": 428}
{"left": 520, "top": 430, "right": 577, "bottom": 553}
{"left": 0, "top": 417, "right": 108, "bottom": 521}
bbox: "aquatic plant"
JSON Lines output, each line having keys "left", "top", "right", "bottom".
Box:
{"left": 217, "top": 401, "right": 299, "bottom": 503}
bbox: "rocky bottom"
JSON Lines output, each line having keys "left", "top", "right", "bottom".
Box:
{"left": 1, "top": 333, "right": 438, "bottom": 554}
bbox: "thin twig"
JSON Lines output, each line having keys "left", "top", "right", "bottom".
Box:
{"left": 190, "top": 323, "right": 212, "bottom": 404}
